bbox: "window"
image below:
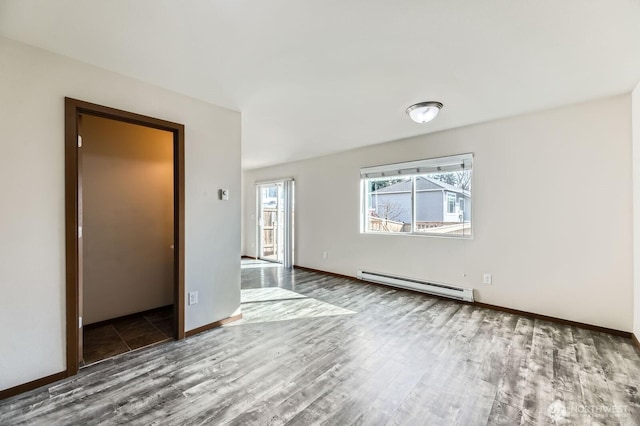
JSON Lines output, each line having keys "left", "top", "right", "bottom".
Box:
{"left": 361, "top": 153, "right": 472, "bottom": 237}
{"left": 447, "top": 193, "right": 456, "bottom": 213}
{"left": 364, "top": 177, "right": 412, "bottom": 233}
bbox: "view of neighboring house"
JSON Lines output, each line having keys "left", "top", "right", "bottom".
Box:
{"left": 368, "top": 176, "right": 471, "bottom": 233}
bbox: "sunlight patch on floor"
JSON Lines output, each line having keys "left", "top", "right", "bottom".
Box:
{"left": 241, "top": 287, "right": 307, "bottom": 303}
{"left": 227, "top": 287, "right": 356, "bottom": 326}
{"left": 240, "top": 262, "right": 282, "bottom": 269}
{"left": 240, "top": 261, "right": 282, "bottom": 269}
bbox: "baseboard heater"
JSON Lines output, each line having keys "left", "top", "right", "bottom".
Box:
{"left": 357, "top": 270, "right": 474, "bottom": 302}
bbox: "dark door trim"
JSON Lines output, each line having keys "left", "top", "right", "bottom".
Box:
{"left": 64, "top": 97, "right": 185, "bottom": 376}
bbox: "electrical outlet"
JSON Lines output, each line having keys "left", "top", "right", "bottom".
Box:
{"left": 483, "top": 273, "right": 492, "bottom": 285}
{"left": 189, "top": 291, "right": 199, "bottom": 305}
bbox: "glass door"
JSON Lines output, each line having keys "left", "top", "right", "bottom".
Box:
{"left": 258, "top": 183, "right": 283, "bottom": 262}
{"left": 257, "top": 180, "right": 294, "bottom": 267}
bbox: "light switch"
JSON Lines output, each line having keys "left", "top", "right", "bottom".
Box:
{"left": 219, "top": 188, "right": 229, "bottom": 200}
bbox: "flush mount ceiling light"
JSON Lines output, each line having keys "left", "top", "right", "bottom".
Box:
{"left": 406, "top": 101, "right": 443, "bottom": 124}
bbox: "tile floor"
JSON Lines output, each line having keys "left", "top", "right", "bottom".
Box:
{"left": 81, "top": 306, "right": 174, "bottom": 366}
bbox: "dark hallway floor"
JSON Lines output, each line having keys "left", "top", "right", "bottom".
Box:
{"left": 82, "top": 306, "right": 174, "bottom": 366}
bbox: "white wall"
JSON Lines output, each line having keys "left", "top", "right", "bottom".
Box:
{"left": 0, "top": 37, "right": 241, "bottom": 391}
{"left": 244, "top": 95, "right": 634, "bottom": 331}
{"left": 633, "top": 82, "right": 640, "bottom": 339}
{"left": 81, "top": 115, "right": 174, "bottom": 325}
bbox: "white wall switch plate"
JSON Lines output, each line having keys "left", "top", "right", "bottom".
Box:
{"left": 483, "top": 273, "right": 492, "bottom": 285}
{"left": 219, "top": 189, "right": 229, "bottom": 200}
{"left": 189, "top": 291, "right": 199, "bottom": 305}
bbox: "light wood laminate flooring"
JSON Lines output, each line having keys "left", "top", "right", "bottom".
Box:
{"left": 1, "top": 259, "right": 639, "bottom": 425}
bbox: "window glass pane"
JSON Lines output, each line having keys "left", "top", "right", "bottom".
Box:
{"left": 262, "top": 185, "right": 278, "bottom": 207}
{"left": 447, "top": 193, "right": 456, "bottom": 213}
{"left": 365, "top": 177, "right": 412, "bottom": 233}
{"left": 361, "top": 154, "right": 472, "bottom": 238}
{"left": 414, "top": 171, "right": 471, "bottom": 236}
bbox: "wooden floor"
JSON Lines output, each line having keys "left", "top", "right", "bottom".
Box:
{"left": 1, "top": 260, "right": 639, "bottom": 425}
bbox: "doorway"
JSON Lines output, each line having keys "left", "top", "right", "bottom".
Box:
{"left": 65, "top": 98, "right": 185, "bottom": 376}
{"left": 256, "top": 180, "right": 294, "bottom": 267}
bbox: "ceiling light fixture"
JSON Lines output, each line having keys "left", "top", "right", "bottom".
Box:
{"left": 406, "top": 101, "right": 443, "bottom": 124}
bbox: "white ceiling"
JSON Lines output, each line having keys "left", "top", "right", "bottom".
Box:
{"left": 1, "top": 1, "right": 640, "bottom": 169}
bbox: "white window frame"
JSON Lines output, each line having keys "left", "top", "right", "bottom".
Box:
{"left": 446, "top": 193, "right": 456, "bottom": 214}
{"left": 360, "top": 153, "right": 473, "bottom": 238}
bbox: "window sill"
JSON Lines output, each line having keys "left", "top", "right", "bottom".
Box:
{"left": 361, "top": 231, "right": 473, "bottom": 240}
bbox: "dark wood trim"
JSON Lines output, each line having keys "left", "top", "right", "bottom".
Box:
{"left": 83, "top": 305, "right": 173, "bottom": 330}
{"left": 0, "top": 371, "right": 66, "bottom": 401}
{"left": 174, "top": 117, "right": 186, "bottom": 341}
{"left": 632, "top": 333, "right": 640, "bottom": 353}
{"left": 64, "top": 99, "right": 80, "bottom": 376}
{"left": 64, "top": 97, "right": 186, "bottom": 378}
{"left": 67, "top": 98, "right": 185, "bottom": 131}
{"left": 294, "top": 265, "right": 354, "bottom": 281}
{"left": 241, "top": 255, "right": 257, "bottom": 259}
{"left": 294, "top": 265, "right": 465, "bottom": 303}
{"left": 473, "top": 302, "right": 631, "bottom": 338}
{"left": 185, "top": 314, "right": 243, "bottom": 337}
{"left": 294, "top": 264, "right": 632, "bottom": 339}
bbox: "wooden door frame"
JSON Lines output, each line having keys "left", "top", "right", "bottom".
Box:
{"left": 64, "top": 97, "right": 185, "bottom": 376}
